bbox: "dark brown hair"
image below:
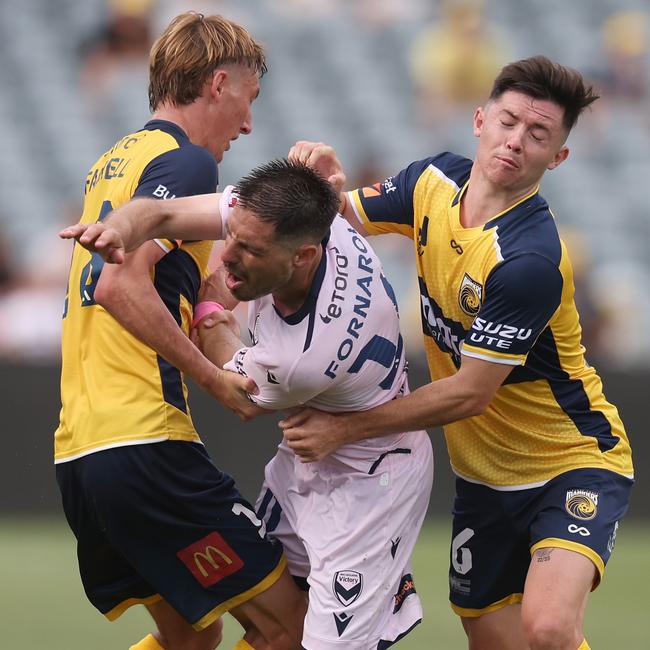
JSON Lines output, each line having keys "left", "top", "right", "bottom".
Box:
{"left": 235, "top": 159, "right": 339, "bottom": 246}
{"left": 489, "top": 55, "right": 599, "bottom": 131}
{"left": 148, "top": 12, "right": 266, "bottom": 111}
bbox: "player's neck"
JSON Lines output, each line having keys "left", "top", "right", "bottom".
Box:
{"left": 272, "top": 246, "right": 323, "bottom": 318}
{"left": 151, "top": 104, "right": 201, "bottom": 145}
{"left": 461, "top": 171, "right": 538, "bottom": 228}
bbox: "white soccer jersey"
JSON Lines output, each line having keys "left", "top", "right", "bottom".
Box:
{"left": 220, "top": 192, "right": 432, "bottom": 648}
{"left": 224, "top": 212, "right": 410, "bottom": 464}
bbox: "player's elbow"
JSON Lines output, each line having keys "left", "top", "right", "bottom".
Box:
{"left": 460, "top": 387, "right": 494, "bottom": 419}
{"left": 93, "top": 276, "right": 121, "bottom": 310}
{"left": 464, "top": 395, "right": 491, "bottom": 418}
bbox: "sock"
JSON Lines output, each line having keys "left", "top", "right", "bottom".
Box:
{"left": 233, "top": 640, "right": 255, "bottom": 650}
{"left": 577, "top": 640, "right": 591, "bottom": 650}
{"left": 129, "top": 633, "right": 165, "bottom": 650}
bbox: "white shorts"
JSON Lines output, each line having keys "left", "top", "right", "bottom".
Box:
{"left": 255, "top": 430, "right": 434, "bottom": 649}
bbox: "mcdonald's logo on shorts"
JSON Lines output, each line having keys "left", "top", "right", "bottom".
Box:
{"left": 177, "top": 532, "right": 244, "bottom": 587}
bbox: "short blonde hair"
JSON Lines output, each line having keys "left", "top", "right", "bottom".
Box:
{"left": 148, "top": 11, "right": 266, "bottom": 111}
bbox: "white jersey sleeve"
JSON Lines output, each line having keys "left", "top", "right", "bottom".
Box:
{"left": 218, "top": 184, "right": 236, "bottom": 234}
{"left": 224, "top": 341, "right": 326, "bottom": 410}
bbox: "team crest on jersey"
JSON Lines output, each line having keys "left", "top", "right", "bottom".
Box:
{"left": 333, "top": 570, "right": 363, "bottom": 606}
{"left": 565, "top": 489, "right": 599, "bottom": 520}
{"left": 458, "top": 273, "right": 483, "bottom": 316}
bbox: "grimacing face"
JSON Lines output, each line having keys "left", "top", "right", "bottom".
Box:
{"left": 220, "top": 206, "right": 297, "bottom": 302}
{"left": 473, "top": 90, "right": 570, "bottom": 194}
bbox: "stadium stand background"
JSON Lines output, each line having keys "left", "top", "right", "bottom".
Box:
{"left": 0, "top": 0, "right": 647, "bottom": 517}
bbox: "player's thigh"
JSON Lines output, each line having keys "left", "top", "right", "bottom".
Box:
{"left": 521, "top": 546, "right": 592, "bottom": 637}
{"left": 229, "top": 566, "right": 306, "bottom": 650}
{"left": 524, "top": 468, "right": 630, "bottom": 643}
{"left": 461, "top": 603, "right": 526, "bottom": 650}
{"left": 527, "top": 467, "right": 632, "bottom": 590}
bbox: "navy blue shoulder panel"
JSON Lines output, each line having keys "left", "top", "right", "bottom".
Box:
{"left": 468, "top": 252, "right": 563, "bottom": 358}
{"left": 429, "top": 152, "right": 473, "bottom": 188}
{"left": 485, "top": 193, "right": 562, "bottom": 264}
{"left": 135, "top": 120, "right": 218, "bottom": 199}
{"left": 382, "top": 152, "right": 471, "bottom": 225}
{"left": 142, "top": 119, "right": 190, "bottom": 145}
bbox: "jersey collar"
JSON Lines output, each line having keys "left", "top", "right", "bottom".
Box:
{"left": 274, "top": 234, "right": 329, "bottom": 325}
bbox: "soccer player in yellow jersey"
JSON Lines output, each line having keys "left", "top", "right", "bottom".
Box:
{"left": 283, "top": 56, "right": 634, "bottom": 650}
{"left": 55, "top": 12, "right": 305, "bottom": 650}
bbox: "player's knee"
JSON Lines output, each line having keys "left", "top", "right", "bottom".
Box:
{"left": 522, "top": 611, "right": 581, "bottom": 650}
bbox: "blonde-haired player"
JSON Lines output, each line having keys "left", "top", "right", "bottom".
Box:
{"left": 56, "top": 12, "right": 305, "bottom": 650}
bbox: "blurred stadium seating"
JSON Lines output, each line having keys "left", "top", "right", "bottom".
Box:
{"left": 0, "top": 0, "right": 648, "bottom": 367}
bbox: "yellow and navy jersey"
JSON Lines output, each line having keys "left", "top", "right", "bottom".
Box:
{"left": 55, "top": 120, "right": 217, "bottom": 463}
{"left": 349, "top": 152, "right": 633, "bottom": 488}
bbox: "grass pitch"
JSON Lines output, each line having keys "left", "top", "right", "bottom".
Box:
{"left": 1, "top": 518, "right": 647, "bottom": 649}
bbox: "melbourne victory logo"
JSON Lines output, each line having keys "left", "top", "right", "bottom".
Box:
{"left": 458, "top": 273, "right": 483, "bottom": 316}
{"left": 333, "top": 570, "right": 363, "bottom": 606}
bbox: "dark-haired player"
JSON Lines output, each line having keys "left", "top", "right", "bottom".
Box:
{"left": 285, "top": 56, "right": 634, "bottom": 650}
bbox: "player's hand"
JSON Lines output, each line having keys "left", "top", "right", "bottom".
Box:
{"left": 190, "top": 310, "right": 239, "bottom": 346}
{"left": 198, "top": 266, "right": 239, "bottom": 311}
{"left": 279, "top": 408, "right": 351, "bottom": 462}
{"left": 207, "top": 367, "right": 267, "bottom": 422}
{"left": 288, "top": 141, "right": 347, "bottom": 194}
{"left": 196, "top": 309, "right": 240, "bottom": 340}
{"left": 59, "top": 223, "right": 126, "bottom": 264}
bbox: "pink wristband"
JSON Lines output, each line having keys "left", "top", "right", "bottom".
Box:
{"left": 192, "top": 301, "right": 225, "bottom": 327}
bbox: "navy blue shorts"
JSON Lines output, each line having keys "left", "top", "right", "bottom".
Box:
{"left": 448, "top": 467, "right": 633, "bottom": 616}
{"left": 56, "top": 441, "right": 285, "bottom": 629}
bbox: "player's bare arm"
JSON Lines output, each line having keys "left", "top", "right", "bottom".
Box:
{"left": 190, "top": 268, "right": 267, "bottom": 419}
{"left": 59, "top": 192, "right": 224, "bottom": 264}
{"left": 280, "top": 356, "right": 513, "bottom": 461}
{"left": 193, "top": 266, "right": 243, "bottom": 367}
{"left": 95, "top": 241, "right": 259, "bottom": 420}
{"left": 199, "top": 265, "right": 240, "bottom": 310}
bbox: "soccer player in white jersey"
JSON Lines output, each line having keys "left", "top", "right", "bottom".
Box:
{"left": 61, "top": 159, "right": 434, "bottom": 650}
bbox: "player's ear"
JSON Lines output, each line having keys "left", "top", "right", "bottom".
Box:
{"left": 473, "top": 106, "right": 485, "bottom": 137}
{"left": 211, "top": 69, "right": 228, "bottom": 99}
{"left": 547, "top": 145, "right": 569, "bottom": 170}
{"left": 293, "top": 243, "right": 319, "bottom": 268}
